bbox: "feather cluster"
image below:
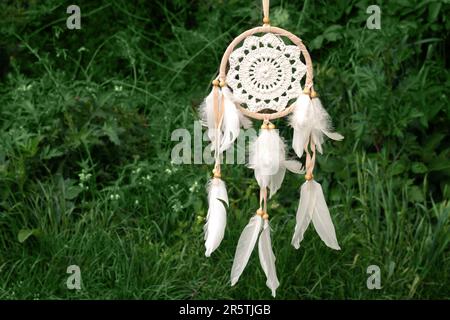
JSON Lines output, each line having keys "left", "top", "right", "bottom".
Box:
{"left": 204, "top": 178, "right": 229, "bottom": 257}
{"left": 230, "top": 214, "right": 279, "bottom": 297}
{"left": 290, "top": 93, "right": 343, "bottom": 158}
{"left": 200, "top": 84, "right": 343, "bottom": 295}
{"left": 291, "top": 180, "right": 340, "bottom": 250}
{"left": 248, "top": 128, "right": 304, "bottom": 198}
{"left": 199, "top": 87, "right": 251, "bottom": 153}
{"left": 200, "top": 85, "right": 252, "bottom": 257}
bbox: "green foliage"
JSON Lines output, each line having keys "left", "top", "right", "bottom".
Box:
{"left": 0, "top": 0, "right": 449, "bottom": 299}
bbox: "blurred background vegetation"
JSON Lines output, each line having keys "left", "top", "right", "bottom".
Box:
{"left": 0, "top": 0, "right": 449, "bottom": 299}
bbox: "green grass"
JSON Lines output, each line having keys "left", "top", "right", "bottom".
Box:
{"left": 0, "top": 0, "right": 449, "bottom": 299}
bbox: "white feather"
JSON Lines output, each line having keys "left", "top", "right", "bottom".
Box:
{"left": 268, "top": 167, "right": 286, "bottom": 199}
{"left": 284, "top": 160, "right": 305, "bottom": 174}
{"left": 219, "top": 88, "right": 241, "bottom": 153}
{"left": 238, "top": 111, "right": 253, "bottom": 129}
{"left": 311, "top": 181, "right": 340, "bottom": 250}
{"left": 200, "top": 87, "right": 252, "bottom": 153}
{"left": 204, "top": 178, "right": 228, "bottom": 257}
{"left": 268, "top": 161, "right": 304, "bottom": 198}
{"left": 222, "top": 87, "right": 253, "bottom": 129}
{"left": 289, "top": 94, "right": 313, "bottom": 158}
{"left": 291, "top": 180, "right": 340, "bottom": 250}
{"left": 291, "top": 181, "right": 316, "bottom": 249}
{"left": 230, "top": 214, "right": 263, "bottom": 286}
{"left": 249, "top": 129, "right": 281, "bottom": 188}
{"left": 258, "top": 219, "right": 279, "bottom": 297}
{"left": 310, "top": 97, "right": 344, "bottom": 154}
{"left": 199, "top": 89, "right": 216, "bottom": 144}
{"left": 249, "top": 129, "right": 303, "bottom": 197}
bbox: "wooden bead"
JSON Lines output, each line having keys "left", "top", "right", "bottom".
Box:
{"left": 212, "top": 79, "right": 219, "bottom": 87}
{"left": 212, "top": 168, "right": 221, "bottom": 178}
{"left": 256, "top": 209, "right": 264, "bottom": 216}
{"left": 305, "top": 173, "right": 314, "bottom": 181}
{"left": 268, "top": 123, "right": 275, "bottom": 129}
{"left": 263, "top": 17, "right": 270, "bottom": 24}
{"left": 263, "top": 213, "right": 269, "bottom": 220}
{"left": 303, "top": 87, "right": 310, "bottom": 94}
{"left": 219, "top": 80, "right": 226, "bottom": 87}
{"left": 261, "top": 123, "right": 268, "bottom": 129}
{"left": 310, "top": 90, "right": 318, "bottom": 98}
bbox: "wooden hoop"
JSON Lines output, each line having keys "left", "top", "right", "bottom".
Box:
{"left": 219, "top": 26, "right": 314, "bottom": 120}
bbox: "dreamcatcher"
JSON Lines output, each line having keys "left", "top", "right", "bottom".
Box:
{"left": 199, "top": 0, "right": 343, "bottom": 297}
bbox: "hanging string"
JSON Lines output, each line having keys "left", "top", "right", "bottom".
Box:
{"left": 213, "top": 84, "right": 220, "bottom": 127}
{"left": 213, "top": 83, "right": 224, "bottom": 176}
{"left": 259, "top": 186, "right": 268, "bottom": 213}
{"left": 304, "top": 139, "right": 316, "bottom": 180}
{"left": 262, "top": 0, "right": 270, "bottom": 25}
